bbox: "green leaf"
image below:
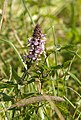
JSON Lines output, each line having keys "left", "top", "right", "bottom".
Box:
{"left": 51, "top": 64, "right": 63, "bottom": 69}
{"left": 63, "top": 60, "right": 71, "bottom": 68}
{"left": 0, "top": 83, "right": 15, "bottom": 89}
{"left": 68, "top": 72, "right": 81, "bottom": 86}
{"left": 60, "top": 44, "right": 75, "bottom": 50}
{"left": 0, "top": 92, "right": 12, "bottom": 101}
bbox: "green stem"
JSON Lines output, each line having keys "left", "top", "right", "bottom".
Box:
{"left": 70, "top": 0, "right": 76, "bottom": 44}
{"left": 22, "top": 0, "right": 35, "bottom": 26}
{"left": 52, "top": 26, "right": 59, "bottom": 96}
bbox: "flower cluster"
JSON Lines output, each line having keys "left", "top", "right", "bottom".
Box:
{"left": 24, "top": 24, "right": 46, "bottom": 61}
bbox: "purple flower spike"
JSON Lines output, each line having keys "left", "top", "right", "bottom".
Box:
{"left": 24, "top": 24, "right": 46, "bottom": 62}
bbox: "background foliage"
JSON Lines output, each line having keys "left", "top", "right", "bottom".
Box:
{"left": 0, "top": 0, "right": 81, "bottom": 120}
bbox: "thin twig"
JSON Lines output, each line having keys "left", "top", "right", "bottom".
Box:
{"left": 0, "top": 95, "right": 65, "bottom": 113}
{"left": 42, "top": 94, "right": 65, "bottom": 120}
